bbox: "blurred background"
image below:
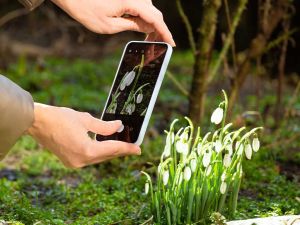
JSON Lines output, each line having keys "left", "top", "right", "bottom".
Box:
{"left": 0, "top": 0, "right": 299, "bottom": 224}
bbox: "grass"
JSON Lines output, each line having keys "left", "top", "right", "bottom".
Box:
{"left": 0, "top": 50, "right": 299, "bottom": 224}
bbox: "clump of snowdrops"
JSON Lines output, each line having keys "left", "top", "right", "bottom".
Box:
{"left": 142, "top": 91, "right": 262, "bottom": 225}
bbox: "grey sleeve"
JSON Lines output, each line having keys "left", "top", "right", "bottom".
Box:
{"left": 18, "top": 0, "right": 44, "bottom": 11}
{"left": 0, "top": 75, "right": 34, "bottom": 160}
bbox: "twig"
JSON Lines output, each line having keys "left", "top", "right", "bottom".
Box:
{"left": 0, "top": 8, "right": 29, "bottom": 27}
{"left": 264, "top": 132, "right": 300, "bottom": 149}
{"left": 224, "top": 0, "right": 238, "bottom": 72}
{"left": 209, "top": 0, "right": 248, "bottom": 84}
{"left": 166, "top": 70, "right": 189, "bottom": 96}
{"left": 140, "top": 215, "right": 153, "bottom": 225}
{"left": 175, "top": 0, "right": 196, "bottom": 54}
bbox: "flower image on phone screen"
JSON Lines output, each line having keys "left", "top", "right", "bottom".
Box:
{"left": 96, "top": 42, "right": 170, "bottom": 144}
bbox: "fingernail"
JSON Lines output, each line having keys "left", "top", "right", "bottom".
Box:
{"left": 137, "top": 148, "right": 142, "bottom": 155}
{"left": 172, "top": 39, "right": 176, "bottom": 47}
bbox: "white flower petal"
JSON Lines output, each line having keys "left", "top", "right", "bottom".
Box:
{"left": 175, "top": 141, "right": 183, "bottom": 153}
{"left": 136, "top": 93, "right": 143, "bottom": 104}
{"left": 226, "top": 143, "right": 233, "bottom": 155}
{"left": 211, "top": 107, "right": 224, "bottom": 125}
{"left": 252, "top": 138, "right": 260, "bottom": 152}
{"left": 215, "top": 140, "right": 222, "bottom": 153}
{"left": 236, "top": 141, "right": 244, "bottom": 156}
{"left": 163, "top": 170, "right": 169, "bottom": 186}
{"left": 126, "top": 71, "right": 136, "bottom": 86}
{"left": 203, "top": 150, "right": 211, "bottom": 167}
{"left": 184, "top": 166, "right": 192, "bottom": 181}
{"left": 120, "top": 82, "right": 126, "bottom": 91}
{"left": 190, "top": 159, "right": 197, "bottom": 172}
{"left": 220, "top": 181, "right": 227, "bottom": 194}
{"left": 223, "top": 154, "right": 231, "bottom": 167}
{"left": 245, "top": 143, "right": 252, "bottom": 160}
{"left": 145, "top": 182, "right": 149, "bottom": 195}
{"left": 182, "top": 143, "right": 189, "bottom": 155}
{"left": 221, "top": 172, "right": 226, "bottom": 181}
{"left": 205, "top": 165, "right": 212, "bottom": 176}
{"left": 196, "top": 143, "right": 202, "bottom": 156}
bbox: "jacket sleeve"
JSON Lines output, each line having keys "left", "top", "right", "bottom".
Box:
{"left": 0, "top": 75, "right": 34, "bottom": 160}
{"left": 18, "top": 0, "right": 44, "bottom": 11}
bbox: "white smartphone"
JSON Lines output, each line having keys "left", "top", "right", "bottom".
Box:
{"left": 96, "top": 41, "right": 172, "bottom": 145}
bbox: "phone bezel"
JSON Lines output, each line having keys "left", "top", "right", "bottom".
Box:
{"left": 98, "top": 41, "right": 172, "bottom": 145}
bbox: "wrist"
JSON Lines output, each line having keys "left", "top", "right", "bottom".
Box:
{"left": 26, "top": 103, "right": 48, "bottom": 136}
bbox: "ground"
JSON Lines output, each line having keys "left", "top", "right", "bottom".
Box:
{"left": 0, "top": 51, "right": 299, "bottom": 224}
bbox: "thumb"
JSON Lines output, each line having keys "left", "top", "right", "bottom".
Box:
{"left": 81, "top": 113, "right": 122, "bottom": 135}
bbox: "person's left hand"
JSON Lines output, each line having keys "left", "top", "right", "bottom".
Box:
{"left": 51, "top": 0, "right": 175, "bottom": 46}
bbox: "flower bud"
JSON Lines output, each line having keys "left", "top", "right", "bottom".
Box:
{"left": 214, "top": 140, "right": 222, "bottom": 153}
{"left": 245, "top": 143, "right": 252, "bottom": 160}
{"left": 220, "top": 181, "right": 227, "bottom": 194}
{"left": 211, "top": 107, "right": 224, "bottom": 125}
{"left": 190, "top": 159, "right": 197, "bottom": 172}
{"left": 252, "top": 137, "right": 260, "bottom": 152}
{"left": 184, "top": 166, "right": 192, "bottom": 181}
{"left": 163, "top": 170, "right": 169, "bottom": 186}
{"left": 203, "top": 149, "right": 211, "bottom": 167}
{"left": 145, "top": 182, "right": 149, "bottom": 195}
{"left": 223, "top": 154, "right": 231, "bottom": 167}
{"left": 136, "top": 93, "right": 143, "bottom": 104}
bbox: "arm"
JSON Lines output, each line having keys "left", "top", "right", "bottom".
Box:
{"left": 0, "top": 75, "right": 34, "bottom": 160}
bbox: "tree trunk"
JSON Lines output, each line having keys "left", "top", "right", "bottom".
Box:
{"left": 189, "top": 0, "right": 222, "bottom": 125}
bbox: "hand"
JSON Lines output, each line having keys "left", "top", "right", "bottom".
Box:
{"left": 51, "top": 0, "right": 175, "bottom": 46}
{"left": 27, "top": 103, "right": 141, "bottom": 168}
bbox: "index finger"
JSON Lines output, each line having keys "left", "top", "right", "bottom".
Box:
{"left": 125, "top": 0, "right": 175, "bottom": 46}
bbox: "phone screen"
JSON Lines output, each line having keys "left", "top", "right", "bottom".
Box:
{"left": 96, "top": 42, "right": 168, "bottom": 143}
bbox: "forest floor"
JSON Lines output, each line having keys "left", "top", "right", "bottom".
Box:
{"left": 0, "top": 51, "right": 299, "bottom": 224}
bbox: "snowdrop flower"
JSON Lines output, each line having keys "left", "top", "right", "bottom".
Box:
{"left": 223, "top": 154, "right": 231, "bottom": 167}
{"left": 184, "top": 166, "right": 192, "bottom": 181}
{"left": 211, "top": 107, "right": 224, "bottom": 125}
{"left": 245, "top": 143, "right": 252, "bottom": 160}
{"left": 221, "top": 172, "right": 226, "bottom": 182}
{"left": 163, "top": 170, "right": 169, "bottom": 186}
{"left": 126, "top": 104, "right": 135, "bottom": 115}
{"left": 252, "top": 137, "right": 260, "bottom": 152}
{"left": 120, "top": 82, "right": 126, "bottom": 91}
{"left": 205, "top": 165, "right": 212, "bottom": 176}
{"left": 236, "top": 141, "right": 244, "bottom": 156}
{"left": 196, "top": 142, "right": 202, "bottom": 156}
{"left": 214, "top": 140, "right": 222, "bottom": 153}
{"left": 124, "top": 70, "right": 136, "bottom": 86}
{"left": 145, "top": 182, "right": 149, "bottom": 195}
{"left": 220, "top": 181, "right": 227, "bottom": 194}
{"left": 190, "top": 159, "right": 197, "bottom": 172}
{"left": 202, "top": 149, "right": 212, "bottom": 167}
{"left": 175, "top": 140, "right": 189, "bottom": 154}
{"left": 163, "top": 132, "right": 174, "bottom": 157}
{"left": 175, "top": 131, "right": 189, "bottom": 155}
{"left": 136, "top": 93, "right": 143, "bottom": 104}
{"left": 226, "top": 143, "right": 233, "bottom": 155}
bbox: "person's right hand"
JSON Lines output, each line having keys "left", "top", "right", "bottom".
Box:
{"left": 51, "top": 0, "right": 175, "bottom": 46}
{"left": 27, "top": 103, "right": 141, "bottom": 168}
